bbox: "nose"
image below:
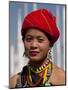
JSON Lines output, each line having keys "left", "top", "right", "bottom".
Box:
{"left": 30, "top": 39, "right": 38, "bottom": 49}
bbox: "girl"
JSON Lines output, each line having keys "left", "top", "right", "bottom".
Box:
{"left": 10, "top": 9, "right": 65, "bottom": 88}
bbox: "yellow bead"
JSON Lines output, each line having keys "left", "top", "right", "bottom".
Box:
{"left": 41, "top": 66, "right": 43, "bottom": 69}
{"left": 36, "top": 69, "right": 39, "bottom": 72}
{"left": 39, "top": 67, "right": 42, "bottom": 70}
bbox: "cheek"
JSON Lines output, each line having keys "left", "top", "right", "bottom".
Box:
{"left": 40, "top": 42, "right": 50, "bottom": 53}
{"left": 23, "top": 41, "right": 30, "bottom": 50}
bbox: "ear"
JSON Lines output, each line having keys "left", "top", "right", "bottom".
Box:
{"left": 49, "top": 42, "right": 53, "bottom": 48}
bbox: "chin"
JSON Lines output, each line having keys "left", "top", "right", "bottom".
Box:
{"left": 30, "top": 57, "right": 41, "bottom": 62}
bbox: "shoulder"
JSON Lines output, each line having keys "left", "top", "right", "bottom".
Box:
{"left": 9, "top": 66, "right": 28, "bottom": 88}
{"left": 49, "top": 64, "right": 65, "bottom": 85}
{"left": 9, "top": 74, "right": 19, "bottom": 88}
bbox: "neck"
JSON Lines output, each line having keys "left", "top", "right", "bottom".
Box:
{"left": 28, "top": 58, "right": 48, "bottom": 70}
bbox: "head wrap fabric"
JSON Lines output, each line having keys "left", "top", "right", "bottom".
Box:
{"left": 21, "top": 9, "right": 60, "bottom": 44}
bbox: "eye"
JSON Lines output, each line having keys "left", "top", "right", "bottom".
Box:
{"left": 37, "top": 38, "right": 44, "bottom": 43}
{"left": 25, "top": 36, "right": 33, "bottom": 42}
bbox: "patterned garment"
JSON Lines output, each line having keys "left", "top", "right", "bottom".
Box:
{"left": 15, "top": 62, "right": 52, "bottom": 88}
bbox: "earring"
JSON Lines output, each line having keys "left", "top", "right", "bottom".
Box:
{"left": 23, "top": 52, "right": 25, "bottom": 56}
{"left": 47, "top": 49, "right": 52, "bottom": 60}
{"left": 23, "top": 52, "right": 28, "bottom": 57}
{"left": 23, "top": 52, "right": 26, "bottom": 56}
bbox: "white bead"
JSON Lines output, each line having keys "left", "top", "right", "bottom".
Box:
{"left": 39, "top": 67, "right": 41, "bottom": 70}
{"left": 36, "top": 69, "right": 39, "bottom": 72}
{"left": 43, "top": 64, "right": 46, "bottom": 67}
{"left": 41, "top": 66, "right": 43, "bottom": 69}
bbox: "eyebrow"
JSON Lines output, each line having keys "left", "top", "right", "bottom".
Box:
{"left": 25, "top": 34, "right": 45, "bottom": 38}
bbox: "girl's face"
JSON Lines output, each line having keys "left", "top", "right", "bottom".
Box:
{"left": 23, "top": 28, "right": 51, "bottom": 62}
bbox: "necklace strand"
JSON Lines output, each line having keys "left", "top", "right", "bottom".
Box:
{"left": 26, "top": 61, "right": 52, "bottom": 87}
{"left": 28, "top": 59, "right": 50, "bottom": 73}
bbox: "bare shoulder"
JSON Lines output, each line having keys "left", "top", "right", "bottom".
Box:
{"left": 9, "top": 74, "right": 18, "bottom": 88}
{"left": 49, "top": 64, "right": 65, "bottom": 85}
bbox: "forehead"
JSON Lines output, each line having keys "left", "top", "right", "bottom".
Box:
{"left": 25, "top": 28, "right": 47, "bottom": 37}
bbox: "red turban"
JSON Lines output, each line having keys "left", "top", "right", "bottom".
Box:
{"left": 21, "top": 9, "right": 60, "bottom": 44}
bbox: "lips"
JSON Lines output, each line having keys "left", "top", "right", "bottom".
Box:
{"left": 29, "top": 51, "right": 40, "bottom": 56}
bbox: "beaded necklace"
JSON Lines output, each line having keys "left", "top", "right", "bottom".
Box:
{"left": 26, "top": 59, "right": 52, "bottom": 87}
